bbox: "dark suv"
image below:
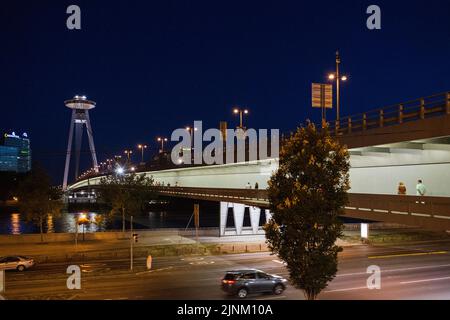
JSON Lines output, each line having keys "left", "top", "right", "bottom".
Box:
{"left": 221, "top": 269, "right": 288, "bottom": 298}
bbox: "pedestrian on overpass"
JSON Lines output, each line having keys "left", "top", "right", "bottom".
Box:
{"left": 246, "top": 182, "right": 252, "bottom": 189}
{"left": 397, "top": 182, "right": 407, "bottom": 195}
{"left": 254, "top": 182, "right": 259, "bottom": 189}
{"left": 416, "top": 180, "right": 427, "bottom": 196}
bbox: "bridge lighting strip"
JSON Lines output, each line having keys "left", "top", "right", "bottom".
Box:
{"left": 373, "top": 209, "right": 389, "bottom": 213}
{"left": 358, "top": 208, "right": 372, "bottom": 212}
{"left": 411, "top": 213, "right": 431, "bottom": 217}
{"left": 391, "top": 211, "right": 409, "bottom": 215}
{"left": 434, "top": 215, "right": 450, "bottom": 220}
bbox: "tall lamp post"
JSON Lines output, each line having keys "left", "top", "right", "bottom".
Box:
{"left": 78, "top": 213, "right": 89, "bottom": 242}
{"left": 137, "top": 144, "right": 147, "bottom": 164}
{"left": 328, "top": 51, "right": 348, "bottom": 128}
{"left": 233, "top": 107, "right": 249, "bottom": 129}
{"left": 124, "top": 150, "right": 133, "bottom": 165}
{"left": 157, "top": 137, "right": 168, "bottom": 153}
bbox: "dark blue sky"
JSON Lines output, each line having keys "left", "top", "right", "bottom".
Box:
{"left": 1, "top": 0, "right": 449, "bottom": 183}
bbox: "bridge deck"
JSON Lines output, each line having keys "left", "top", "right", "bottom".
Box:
{"left": 153, "top": 186, "right": 450, "bottom": 231}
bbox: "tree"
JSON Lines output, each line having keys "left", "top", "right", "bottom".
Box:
{"left": 98, "top": 173, "right": 155, "bottom": 233}
{"left": 16, "top": 166, "right": 63, "bottom": 242}
{"left": 264, "top": 122, "right": 350, "bottom": 300}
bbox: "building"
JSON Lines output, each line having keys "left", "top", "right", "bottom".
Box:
{"left": 0, "top": 132, "right": 31, "bottom": 173}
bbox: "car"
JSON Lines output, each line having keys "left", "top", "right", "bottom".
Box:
{"left": 221, "top": 269, "right": 288, "bottom": 298}
{"left": 0, "top": 256, "right": 35, "bottom": 271}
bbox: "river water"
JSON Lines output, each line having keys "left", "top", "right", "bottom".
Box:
{"left": 0, "top": 210, "right": 219, "bottom": 235}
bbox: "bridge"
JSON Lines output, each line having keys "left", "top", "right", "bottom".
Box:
{"left": 67, "top": 92, "right": 450, "bottom": 234}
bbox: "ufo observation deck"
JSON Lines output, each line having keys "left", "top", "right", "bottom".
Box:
{"left": 64, "top": 95, "right": 96, "bottom": 110}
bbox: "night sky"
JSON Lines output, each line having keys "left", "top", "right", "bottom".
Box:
{"left": 1, "top": 0, "right": 449, "bottom": 183}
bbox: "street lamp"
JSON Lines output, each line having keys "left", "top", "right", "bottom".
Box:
{"left": 77, "top": 213, "right": 89, "bottom": 242}
{"left": 115, "top": 166, "right": 124, "bottom": 175}
{"left": 233, "top": 107, "right": 249, "bottom": 129}
{"left": 137, "top": 144, "right": 148, "bottom": 164}
{"left": 124, "top": 149, "right": 133, "bottom": 163}
{"left": 185, "top": 126, "right": 198, "bottom": 161}
{"left": 327, "top": 51, "right": 348, "bottom": 127}
{"left": 157, "top": 137, "right": 168, "bottom": 153}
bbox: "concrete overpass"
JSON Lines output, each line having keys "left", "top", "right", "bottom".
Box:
{"left": 68, "top": 91, "right": 450, "bottom": 233}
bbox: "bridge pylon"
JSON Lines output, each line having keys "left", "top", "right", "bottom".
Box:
{"left": 62, "top": 95, "right": 99, "bottom": 190}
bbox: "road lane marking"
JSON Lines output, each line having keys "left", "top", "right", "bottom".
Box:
{"left": 324, "top": 286, "right": 368, "bottom": 293}
{"left": 400, "top": 276, "right": 450, "bottom": 285}
{"left": 368, "top": 251, "right": 447, "bottom": 259}
{"left": 337, "top": 263, "right": 450, "bottom": 277}
{"left": 272, "top": 260, "right": 285, "bottom": 265}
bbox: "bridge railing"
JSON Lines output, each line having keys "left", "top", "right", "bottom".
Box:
{"left": 347, "top": 193, "right": 450, "bottom": 221}
{"left": 153, "top": 186, "right": 269, "bottom": 204}
{"left": 328, "top": 91, "right": 450, "bottom": 136}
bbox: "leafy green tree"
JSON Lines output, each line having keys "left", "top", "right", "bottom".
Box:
{"left": 98, "top": 173, "right": 155, "bottom": 233}
{"left": 16, "top": 166, "right": 63, "bottom": 242}
{"left": 265, "top": 122, "right": 350, "bottom": 300}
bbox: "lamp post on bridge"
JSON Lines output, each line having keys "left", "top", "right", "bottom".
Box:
{"left": 137, "top": 144, "right": 147, "bottom": 164}
{"left": 157, "top": 137, "right": 168, "bottom": 153}
{"left": 233, "top": 107, "right": 249, "bottom": 129}
{"left": 327, "top": 51, "right": 348, "bottom": 128}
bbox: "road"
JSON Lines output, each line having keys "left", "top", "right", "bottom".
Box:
{"left": 1, "top": 240, "right": 450, "bottom": 300}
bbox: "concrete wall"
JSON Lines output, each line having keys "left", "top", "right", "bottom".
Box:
{"left": 349, "top": 148, "right": 450, "bottom": 196}
{"left": 69, "top": 159, "right": 278, "bottom": 190}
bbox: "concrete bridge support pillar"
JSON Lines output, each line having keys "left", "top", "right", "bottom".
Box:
{"left": 220, "top": 202, "right": 229, "bottom": 236}
{"left": 233, "top": 204, "right": 245, "bottom": 235}
{"left": 220, "top": 202, "right": 265, "bottom": 236}
{"left": 249, "top": 206, "right": 261, "bottom": 234}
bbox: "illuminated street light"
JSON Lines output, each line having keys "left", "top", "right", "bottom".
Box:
{"left": 124, "top": 149, "right": 133, "bottom": 163}
{"left": 137, "top": 144, "right": 148, "bottom": 163}
{"left": 115, "top": 166, "right": 124, "bottom": 175}
{"left": 157, "top": 137, "right": 168, "bottom": 153}
{"left": 233, "top": 107, "right": 249, "bottom": 129}
{"left": 77, "top": 212, "right": 89, "bottom": 241}
{"left": 327, "top": 51, "right": 348, "bottom": 126}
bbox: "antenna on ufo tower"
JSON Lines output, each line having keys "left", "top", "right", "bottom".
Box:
{"left": 62, "top": 95, "right": 99, "bottom": 190}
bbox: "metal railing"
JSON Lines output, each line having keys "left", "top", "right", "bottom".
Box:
{"left": 327, "top": 91, "right": 450, "bottom": 135}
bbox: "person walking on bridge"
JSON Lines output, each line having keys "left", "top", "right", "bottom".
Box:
{"left": 397, "top": 182, "right": 407, "bottom": 195}
{"left": 416, "top": 180, "right": 427, "bottom": 196}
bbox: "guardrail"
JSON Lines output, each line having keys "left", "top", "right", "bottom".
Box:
{"left": 328, "top": 91, "right": 450, "bottom": 135}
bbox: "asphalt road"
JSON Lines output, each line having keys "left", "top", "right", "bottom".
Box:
{"left": 1, "top": 240, "right": 450, "bottom": 300}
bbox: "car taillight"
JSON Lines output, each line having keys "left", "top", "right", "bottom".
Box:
{"left": 222, "top": 280, "right": 236, "bottom": 284}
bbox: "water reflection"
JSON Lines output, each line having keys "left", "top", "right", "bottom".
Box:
{"left": 11, "top": 213, "right": 21, "bottom": 235}
{"left": 0, "top": 209, "right": 218, "bottom": 234}
{"left": 47, "top": 214, "right": 55, "bottom": 233}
